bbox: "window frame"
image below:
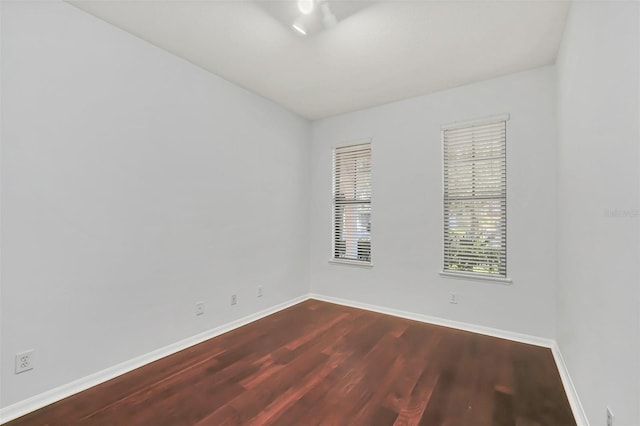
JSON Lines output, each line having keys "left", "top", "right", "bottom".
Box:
{"left": 440, "top": 115, "right": 512, "bottom": 284}
{"left": 329, "top": 139, "right": 373, "bottom": 267}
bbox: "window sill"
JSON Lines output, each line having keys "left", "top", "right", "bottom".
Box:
{"left": 439, "top": 271, "right": 512, "bottom": 285}
{"left": 329, "top": 259, "right": 373, "bottom": 268}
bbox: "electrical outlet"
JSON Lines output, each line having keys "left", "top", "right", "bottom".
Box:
{"left": 231, "top": 294, "right": 237, "bottom": 305}
{"left": 15, "top": 350, "right": 34, "bottom": 374}
{"left": 606, "top": 406, "right": 614, "bottom": 426}
{"left": 257, "top": 286, "right": 263, "bottom": 298}
{"left": 195, "top": 301, "right": 205, "bottom": 316}
{"left": 449, "top": 291, "right": 459, "bottom": 304}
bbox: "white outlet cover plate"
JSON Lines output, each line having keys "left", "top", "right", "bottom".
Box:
{"left": 15, "top": 350, "right": 34, "bottom": 374}
{"left": 195, "top": 302, "right": 205, "bottom": 316}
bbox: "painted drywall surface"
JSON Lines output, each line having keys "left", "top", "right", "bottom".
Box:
{"left": 556, "top": 2, "right": 640, "bottom": 425}
{"left": 309, "top": 67, "right": 557, "bottom": 339}
{"left": 0, "top": 1, "right": 310, "bottom": 408}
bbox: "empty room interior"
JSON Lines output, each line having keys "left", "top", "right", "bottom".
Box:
{"left": 1, "top": 0, "right": 639, "bottom": 425}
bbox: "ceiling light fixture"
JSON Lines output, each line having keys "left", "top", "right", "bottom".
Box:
{"left": 292, "top": 21, "right": 307, "bottom": 35}
{"left": 297, "top": 0, "right": 314, "bottom": 15}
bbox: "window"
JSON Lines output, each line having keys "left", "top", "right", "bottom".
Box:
{"left": 332, "top": 142, "right": 372, "bottom": 264}
{"left": 442, "top": 115, "right": 508, "bottom": 279}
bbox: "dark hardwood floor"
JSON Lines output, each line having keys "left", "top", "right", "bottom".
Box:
{"left": 6, "top": 299, "right": 576, "bottom": 425}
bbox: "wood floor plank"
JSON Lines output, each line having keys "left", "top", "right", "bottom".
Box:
{"left": 511, "top": 342, "right": 576, "bottom": 425}
{"left": 266, "top": 377, "right": 334, "bottom": 425}
{"left": 6, "top": 300, "right": 576, "bottom": 426}
{"left": 493, "top": 389, "right": 517, "bottom": 426}
{"left": 466, "top": 337, "right": 504, "bottom": 425}
{"left": 410, "top": 332, "right": 465, "bottom": 425}
{"left": 398, "top": 368, "right": 441, "bottom": 426}
{"left": 382, "top": 325, "right": 444, "bottom": 415}
{"left": 318, "top": 331, "right": 404, "bottom": 424}
{"left": 441, "top": 334, "right": 491, "bottom": 426}
{"left": 248, "top": 348, "right": 349, "bottom": 425}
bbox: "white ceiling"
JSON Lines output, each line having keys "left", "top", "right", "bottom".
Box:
{"left": 68, "top": 0, "right": 571, "bottom": 120}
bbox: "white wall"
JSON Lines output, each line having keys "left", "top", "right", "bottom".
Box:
{"left": 309, "top": 67, "right": 558, "bottom": 339}
{"left": 0, "top": 1, "right": 310, "bottom": 408}
{"left": 4, "top": 1, "right": 638, "bottom": 422}
{"left": 556, "top": 2, "right": 640, "bottom": 425}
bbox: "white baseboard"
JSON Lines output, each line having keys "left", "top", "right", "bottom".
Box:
{"left": 551, "top": 342, "right": 590, "bottom": 426}
{"left": 0, "top": 295, "right": 307, "bottom": 424}
{"left": 309, "top": 293, "right": 590, "bottom": 426}
{"left": 309, "top": 293, "right": 554, "bottom": 347}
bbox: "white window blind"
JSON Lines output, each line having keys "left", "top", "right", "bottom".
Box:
{"left": 333, "top": 142, "right": 372, "bottom": 263}
{"left": 443, "top": 116, "right": 507, "bottom": 278}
